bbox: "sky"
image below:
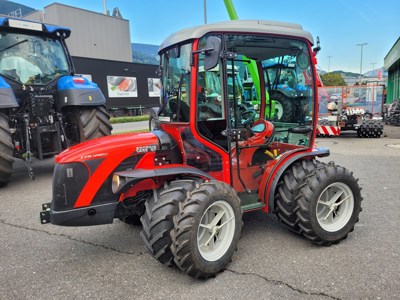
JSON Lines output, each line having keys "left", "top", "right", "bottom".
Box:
{"left": 11, "top": 0, "right": 400, "bottom": 73}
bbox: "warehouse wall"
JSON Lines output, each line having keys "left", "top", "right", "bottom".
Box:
{"left": 24, "top": 3, "right": 132, "bottom": 62}
{"left": 72, "top": 56, "right": 160, "bottom": 113}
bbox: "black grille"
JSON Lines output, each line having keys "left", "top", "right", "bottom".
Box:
{"left": 52, "top": 162, "right": 89, "bottom": 211}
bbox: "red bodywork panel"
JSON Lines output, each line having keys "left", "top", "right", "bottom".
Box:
{"left": 55, "top": 132, "right": 159, "bottom": 208}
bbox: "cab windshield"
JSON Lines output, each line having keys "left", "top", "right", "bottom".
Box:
{"left": 158, "top": 43, "right": 192, "bottom": 122}
{"left": 0, "top": 32, "right": 69, "bottom": 85}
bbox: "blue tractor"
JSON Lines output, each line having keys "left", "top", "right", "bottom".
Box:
{"left": 263, "top": 61, "right": 312, "bottom": 123}
{"left": 0, "top": 18, "right": 112, "bottom": 186}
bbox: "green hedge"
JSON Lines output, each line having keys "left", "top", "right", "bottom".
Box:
{"left": 110, "top": 115, "right": 149, "bottom": 124}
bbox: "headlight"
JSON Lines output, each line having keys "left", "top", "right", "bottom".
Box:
{"left": 112, "top": 174, "right": 121, "bottom": 193}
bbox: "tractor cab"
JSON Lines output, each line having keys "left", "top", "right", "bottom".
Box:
{"left": 156, "top": 20, "right": 317, "bottom": 208}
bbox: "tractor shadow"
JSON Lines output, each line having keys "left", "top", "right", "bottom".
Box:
{"left": 8, "top": 157, "right": 55, "bottom": 187}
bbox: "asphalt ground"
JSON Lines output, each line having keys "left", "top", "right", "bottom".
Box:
{"left": 1, "top": 131, "right": 400, "bottom": 299}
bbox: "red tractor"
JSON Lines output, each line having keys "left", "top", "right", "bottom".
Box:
{"left": 40, "top": 20, "right": 362, "bottom": 278}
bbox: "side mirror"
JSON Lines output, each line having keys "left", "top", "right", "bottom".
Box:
{"left": 204, "top": 36, "right": 222, "bottom": 71}
{"left": 313, "top": 36, "right": 321, "bottom": 55}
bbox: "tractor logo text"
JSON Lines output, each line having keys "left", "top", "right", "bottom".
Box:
{"left": 136, "top": 145, "right": 157, "bottom": 153}
{"left": 80, "top": 152, "right": 108, "bottom": 160}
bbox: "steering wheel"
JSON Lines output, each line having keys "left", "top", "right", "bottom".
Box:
{"left": 238, "top": 103, "right": 257, "bottom": 127}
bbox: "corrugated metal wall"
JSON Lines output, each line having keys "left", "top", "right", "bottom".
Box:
{"left": 387, "top": 62, "right": 399, "bottom": 103}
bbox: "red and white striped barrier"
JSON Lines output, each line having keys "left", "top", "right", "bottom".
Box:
{"left": 317, "top": 125, "right": 340, "bottom": 137}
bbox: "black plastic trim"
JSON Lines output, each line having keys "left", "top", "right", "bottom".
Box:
{"left": 49, "top": 202, "right": 117, "bottom": 226}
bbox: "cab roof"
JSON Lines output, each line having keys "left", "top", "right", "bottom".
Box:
{"left": 0, "top": 17, "right": 71, "bottom": 38}
{"left": 159, "top": 19, "right": 314, "bottom": 53}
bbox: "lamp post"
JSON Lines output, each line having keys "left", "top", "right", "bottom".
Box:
{"left": 327, "top": 56, "right": 333, "bottom": 73}
{"left": 370, "top": 62, "right": 377, "bottom": 76}
{"left": 356, "top": 43, "right": 368, "bottom": 84}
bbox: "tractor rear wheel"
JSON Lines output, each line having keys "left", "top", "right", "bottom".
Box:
{"left": 296, "top": 162, "right": 362, "bottom": 246}
{"left": 0, "top": 111, "right": 14, "bottom": 187}
{"left": 274, "top": 160, "right": 324, "bottom": 234}
{"left": 64, "top": 106, "right": 112, "bottom": 145}
{"left": 171, "top": 181, "right": 242, "bottom": 279}
{"left": 272, "top": 93, "right": 293, "bottom": 122}
{"left": 140, "top": 179, "right": 200, "bottom": 266}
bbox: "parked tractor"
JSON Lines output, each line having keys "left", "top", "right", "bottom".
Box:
{"left": 40, "top": 20, "right": 362, "bottom": 278}
{"left": 0, "top": 17, "right": 112, "bottom": 186}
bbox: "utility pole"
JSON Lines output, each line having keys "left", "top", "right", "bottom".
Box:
{"left": 370, "top": 62, "right": 377, "bottom": 76}
{"left": 103, "top": 0, "right": 107, "bottom": 14}
{"left": 327, "top": 56, "right": 333, "bottom": 73}
{"left": 204, "top": 0, "right": 207, "bottom": 24}
{"left": 356, "top": 43, "right": 368, "bottom": 84}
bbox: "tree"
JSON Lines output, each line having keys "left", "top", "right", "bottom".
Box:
{"left": 320, "top": 73, "right": 347, "bottom": 86}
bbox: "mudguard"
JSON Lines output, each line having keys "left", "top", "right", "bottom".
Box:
{"left": 261, "top": 147, "right": 330, "bottom": 213}
{"left": 150, "top": 106, "right": 160, "bottom": 115}
{"left": 0, "top": 77, "right": 18, "bottom": 108}
{"left": 57, "top": 76, "right": 106, "bottom": 109}
{"left": 114, "top": 166, "right": 214, "bottom": 194}
{"left": 276, "top": 87, "right": 297, "bottom": 98}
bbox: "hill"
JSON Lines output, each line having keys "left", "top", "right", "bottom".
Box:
{"left": 131, "top": 43, "right": 159, "bottom": 65}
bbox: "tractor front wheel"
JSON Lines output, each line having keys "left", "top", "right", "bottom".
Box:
{"left": 0, "top": 111, "right": 14, "bottom": 187}
{"left": 140, "top": 179, "right": 200, "bottom": 266}
{"left": 171, "top": 181, "right": 242, "bottom": 278}
{"left": 64, "top": 106, "right": 112, "bottom": 145}
{"left": 296, "top": 163, "right": 362, "bottom": 245}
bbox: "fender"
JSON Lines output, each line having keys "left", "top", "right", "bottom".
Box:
{"left": 275, "top": 88, "right": 297, "bottom": 98}
{"left": 57, "top": 76, "right": 106, "bottom": 109}
{"left": 150, "top": 106, "right": 160, "bottom": 115}
{"left": 259, "top": 147, "right": 330, "bottom": 213}
{"left": 0, "top": 77, "right": 18, "bottom": 108}
{"left": 113, "top": 165, "right": 215, "bottom": 194}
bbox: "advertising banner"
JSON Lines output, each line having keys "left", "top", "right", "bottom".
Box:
{"left": 148, "top": 78, "right": 161, "bottom": 97}
{"left": 107, "top": 76, "right": 138, "bottom": 98}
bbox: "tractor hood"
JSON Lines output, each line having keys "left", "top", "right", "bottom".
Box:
{"left": 56, "top": 132, "right": 160, "bottom": 164}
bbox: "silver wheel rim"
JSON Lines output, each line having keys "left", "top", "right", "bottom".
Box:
{"left": 316, "top": 182, "right": 354, "bottom": 232}
{"left": 275, "top": 101, "right": 283, "bottom": 120}
{"left": 197, "top": 200, "right": 235, "bottom": 262}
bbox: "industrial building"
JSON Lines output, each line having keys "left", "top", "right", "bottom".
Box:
{"left": 384, "top": 38, "right": 400, "bottom": 104}
{"left": 24, "top": 3, "right": 132, "bottom": 62}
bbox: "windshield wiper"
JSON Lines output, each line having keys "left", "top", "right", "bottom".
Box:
{"left": 0, "top": 39, "right": 28, "bottom": 53}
